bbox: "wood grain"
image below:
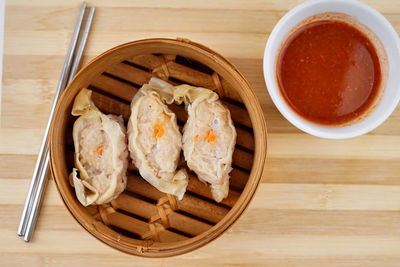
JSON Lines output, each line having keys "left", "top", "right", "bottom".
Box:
{"left": 1, "top": 0, "right": 400, "bottom": 266}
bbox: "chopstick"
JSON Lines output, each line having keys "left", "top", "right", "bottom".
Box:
{"left": 16, "top": 1, "right": 86, "bottom": 238}
{"left": 23, "top": 6, "right": 95, "bottom": 243}
{"left": 17, "top": 2, "right": 95, "bottom": 242}
{"left": 68, "top": 7, "right": 95, "bottom": 84}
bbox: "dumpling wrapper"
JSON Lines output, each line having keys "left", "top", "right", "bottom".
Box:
{"left": 127, "top": 79, "right": 188, "bottom": 200}
{"left": 148, "top": 78, "right": 237, "bottom": 202}
{"left": 70, "top": 88, "right": 128, "bottom": 206}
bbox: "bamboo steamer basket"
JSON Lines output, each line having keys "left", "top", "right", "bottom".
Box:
{"left": 50, "top": 38, "right": 267, "bottom": 257}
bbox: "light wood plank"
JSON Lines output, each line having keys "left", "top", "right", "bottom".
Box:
{"left": 3, "top": 179, "right": 400, "bottom": 211}
{"left": 5, "top": 6, "right": 285, "bottom": 34}
{"left": 253, "top": 183, "right": 400, "bottom": 211}
{"left": 0, "top": 128, "right": 44, "bottom": 155}
{"left": 1, "top": 130, "right": 399, "bottom": 159}
{"left": 6, "top": 0, "right": 400, "bottom": 14}
{"left": 268, "top": 134, "right": 400, "bottom": 160}
{"left": 3, "top": 154, "right": 400, "bottom": 186}
{"left": 264, "top": 158, "right": 400, "bottom": 185}
{"left": 2, "top": 228, "right": 400, "bottom": 259}
{"left": 4, "top": 30, "right": 268, "bottom": 59}
{"left": 0, "top": 154, "right": 36, "bottom": 179}
{"left": 1, "top": 254, "right": 400, "bottom": 267}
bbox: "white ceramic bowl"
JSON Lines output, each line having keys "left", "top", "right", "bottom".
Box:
{"left": 264, "top": 0, "right": 400, "bottom": 139}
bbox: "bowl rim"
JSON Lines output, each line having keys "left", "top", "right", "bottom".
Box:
{"left": 263, "top": 0, "right": 400, "bottom": 139}
{"left": 50, "top": 38, "right": 268, "bottom": 257}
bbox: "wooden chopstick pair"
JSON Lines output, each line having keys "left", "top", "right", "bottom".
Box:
{"left": 17, "top": 2, "right": 95, "bottom": 242}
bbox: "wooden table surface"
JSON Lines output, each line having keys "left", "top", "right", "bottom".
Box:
{"left": 2, "top": 0, "right": 400, "bottom": 266}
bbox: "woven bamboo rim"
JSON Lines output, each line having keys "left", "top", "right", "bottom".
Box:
{"left": 50, "top": 38, "right": 267, "bottom": 257}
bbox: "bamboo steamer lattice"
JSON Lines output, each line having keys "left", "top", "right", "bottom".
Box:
{"left": 50, "top": 38, "right": 267, "bottom": 257}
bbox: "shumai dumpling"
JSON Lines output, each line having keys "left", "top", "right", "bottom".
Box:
{"left": 173, "top": 85, "right": 236, "bottom": 202}
{"left": 70, "top": 88, "right": 128, "bottom": 206}
{"left": 127, "top": 78, "right": 188, "bottom": 200}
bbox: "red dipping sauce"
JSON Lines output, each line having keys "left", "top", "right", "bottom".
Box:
{"left": 277, "top": 20, "right": 382, "bottom": 125}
